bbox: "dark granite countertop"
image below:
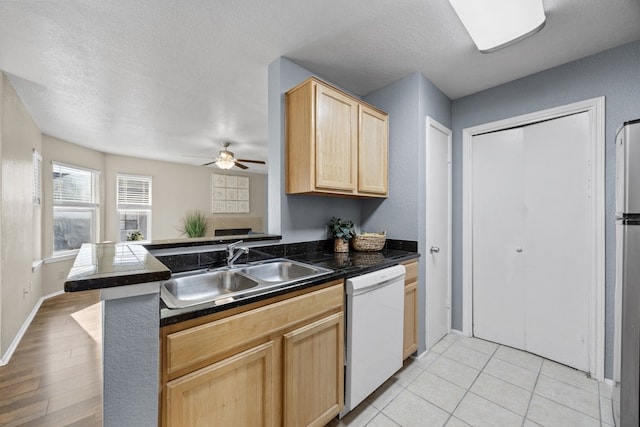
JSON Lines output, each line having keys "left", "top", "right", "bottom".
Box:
{"left": 142, "top": 233, "right": 282, "bottom": 251}
{"left": 64, "top": 243, "right": 172, "bottom": 292}
{"left": 62, "top": 240, "right": 419, "bottom": 327}
{"left": 159, "top": 248, "right": 420, "bottom": 327}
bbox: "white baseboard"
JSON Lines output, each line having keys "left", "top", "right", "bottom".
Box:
{"left": 0, "top": 290, "right": 64, "bottom": 366}
{"left": 416, "top": 329, "right": 467, "bottom": 358}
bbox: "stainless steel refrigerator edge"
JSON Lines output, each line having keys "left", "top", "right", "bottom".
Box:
{"left": 613, "top": 118, "right": 640, "bottom": 427}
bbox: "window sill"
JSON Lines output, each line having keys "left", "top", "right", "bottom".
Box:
{"left": 44, "top": 252, "right": 79, "bottom": 264}
{"left": 32, "top": 260, "right": 44, "bottom": 272}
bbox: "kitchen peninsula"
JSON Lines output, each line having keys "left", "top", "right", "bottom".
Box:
{"left": 65, "top": 239, "right": 418, "bottom": 426}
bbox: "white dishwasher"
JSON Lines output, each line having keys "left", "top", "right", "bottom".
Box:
{"left": 341, "top": 264, "right": 406, "bottom": 417}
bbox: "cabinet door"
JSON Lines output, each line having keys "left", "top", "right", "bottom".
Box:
{"left": 315, "top": 83, "right": 358, "bottom": 192}
{"left": 283, "top": 312, "right": 344, "bottom": 427}
{"left": 358, "top": 105, "right": 388, "bottom": 196}
{"left": 286, "top": 79, "right": 315, "bottom": 194}
{"left": 166, "top": 341, "right": 275, "bottom": 427}
{"left": 403, "top": 278, "right": 418, "bottom": 359}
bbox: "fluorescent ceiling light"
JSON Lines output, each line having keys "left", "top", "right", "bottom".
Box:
{"left": 448, "top": 0, "right": 546, "bottom": 53}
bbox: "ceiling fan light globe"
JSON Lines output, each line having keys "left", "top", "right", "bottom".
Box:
{"left": 215, "top": 159, "right": 235, "bottom": 169}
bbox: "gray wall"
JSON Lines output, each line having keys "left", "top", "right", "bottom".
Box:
{"left": 361, "top": 73, "right": 421, "bottom": 239}
{"left": 363, "top": 72, "right": 451, "bottom": 354}
{"left": 103, "top": 292, "right": 159, "bottom": 426}
{"left": 267, "top": 42, "right": 640, "bottom": 372}
{"left": 267, "top": 59, "right": 452, "bottom": 353}
{"left": 267, "top": 57, "right": 363, "bottom": 243}
{"left": 451, "top": 40, "right": 640, "bottom": 378}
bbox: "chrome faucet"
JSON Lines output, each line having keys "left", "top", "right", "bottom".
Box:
{"left": 226, "top": 240, "right": 249, "bottom": 267}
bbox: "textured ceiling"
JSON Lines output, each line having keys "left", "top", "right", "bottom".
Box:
{"left": 0, "top": 0, "right": 639, "bottom": 173}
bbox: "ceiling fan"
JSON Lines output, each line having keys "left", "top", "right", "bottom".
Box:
{"left": 200, "top": 142, "right": 266, "bottom": 170}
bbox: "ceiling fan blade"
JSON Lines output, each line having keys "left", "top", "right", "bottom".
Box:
{"left": 201, "top": 161, "right": 217, "bottom": 166}
{"left": 184, "top": 154, "right": 214, "bottom": 159}
{"left": 236, "top": 159, "right": 266, "bottom": 164}
{"left": 233, "top": 161, "right": 249, "bottom": 170}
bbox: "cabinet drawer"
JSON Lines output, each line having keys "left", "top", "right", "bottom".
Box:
{"left": 165, "top": 281, "right": 343, "bottom": 377}
{"left": 403, "top": 260, "right": 418, "bottom": 283}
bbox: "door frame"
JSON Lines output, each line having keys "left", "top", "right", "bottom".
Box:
{"left": 426, "top": 117, "right": 453, "bottom": 347}
{"left": 461, "top": 97, "right": 605, "bottom": 380}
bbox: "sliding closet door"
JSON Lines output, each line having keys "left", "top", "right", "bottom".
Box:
{"left": 522, "top": 112, "right": 591, "bottom": 371}
{"left": 472, "top": 128, "right": 525, "bottom": 350}
{"left": 471, "top": 112, "right": 591, "bottom": 371}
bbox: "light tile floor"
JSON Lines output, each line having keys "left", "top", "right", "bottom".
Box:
{"left": 329, "top": 333, "right": 614, "bottom": 427}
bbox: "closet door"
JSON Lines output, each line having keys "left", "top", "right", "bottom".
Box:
{"left": 471, "top": 112, "right": 592, "bottom": 372}
{"left": 472, "top": 128, "right": 525, "bottom": 349}
{"left": 522, "top": 112, "right": 591, "bottom": 371}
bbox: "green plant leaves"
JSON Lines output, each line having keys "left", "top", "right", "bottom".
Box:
{"left": 328, "top": 216, "right": 355, "bottom": 241}
{"left": 181, "top": 210, "right": 208, "bottom": 238}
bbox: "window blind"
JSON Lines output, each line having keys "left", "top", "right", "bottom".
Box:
{"left": 117, "top": 174, "right": 152, "bottom": 206}
{"left": 33, "top": 149, "right": 42, "bottom": 205}
{"left": 52, "top": 163, "right": 96, "bottom": 205}
{"left": 52, "top": 162, "right": 99, "bottom": 253}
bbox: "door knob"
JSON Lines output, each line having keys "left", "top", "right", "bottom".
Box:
{"left": 430, "top": 246, "right": 440, "bottom": 253}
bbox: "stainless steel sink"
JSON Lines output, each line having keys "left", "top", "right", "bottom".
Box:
{"left": 161, "top": 270, "right": 259, "bottom": 308}
{"left": 240, "top": 260, "right": 326, "bottom": 282}
{"left": 161, "top": 259, "right": 333, "bottom": 309}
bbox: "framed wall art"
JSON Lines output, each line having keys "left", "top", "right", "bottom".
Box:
{"left": 212, "top": 173, "right": 250, "bottom": 213}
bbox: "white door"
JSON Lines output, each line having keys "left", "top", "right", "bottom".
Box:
{"left": 425, "top": 118, "right": 452, "bottom": 350}
{"left": 472, "top": 112, "right": 591, "bottom": 372}
{"left": 522, "top": 112, "right": 590, "bottom": 370}
{"left": 472, "top": 128, "right": 526, "bottom": 350}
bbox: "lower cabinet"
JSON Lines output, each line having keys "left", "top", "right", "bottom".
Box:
{"left": 166, "top": 341, "right": 276, "bottom": 426}
{"left": 283, "top": 313, "right": 344, "bottom": 427}
{"left": 160, "top": 280, "right": 344, "bottom": 427}
{"left": 402, "top": 260, "right": 419, "bottom": 359}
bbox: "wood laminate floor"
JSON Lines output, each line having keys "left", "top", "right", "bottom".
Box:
{"left": 0, "top": 291, "right": 102, "bottom": 426}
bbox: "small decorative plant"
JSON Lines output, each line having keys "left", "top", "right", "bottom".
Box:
{"left": 328, "top": 217, "right": 356, "bottom": 241}
{"left": 328, "top": 217, "right": 355, "bottom": 253}
{"left": 180, "top": 210, "right": 208, "bottom": 238}
{"left": 126, "top": 230, "right": 144, "bottom": 241}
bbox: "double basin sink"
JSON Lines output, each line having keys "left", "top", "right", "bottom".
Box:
{"left": 161, "top": 258, "right": 333, "bottom": 308}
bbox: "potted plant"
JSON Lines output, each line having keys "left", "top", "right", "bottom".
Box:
{"left": 180, "top": 210, "right": 208, "bottom": 238}
{"left": 126, "top": 230, "right": 144, "bottom": 241}
{"left": 328, "top": 216, "right": 355, "bottom": 253}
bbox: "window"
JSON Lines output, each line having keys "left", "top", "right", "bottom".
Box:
{"left": 117, "top": 174, "right": 152, "bottom": 241}
{"left": 33, "top": 149, "right": 42, "bottom": 205}
{"left": 53, "top": 163, "right": 99, "bottom": 254}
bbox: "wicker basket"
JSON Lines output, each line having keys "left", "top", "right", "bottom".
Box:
{"left": 352, "top": 231, "right": 386, "bottom": 252}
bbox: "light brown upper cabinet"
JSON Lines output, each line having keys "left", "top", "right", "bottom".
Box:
{"left": 286, "top": 77, "right": 388, "bottom": 198}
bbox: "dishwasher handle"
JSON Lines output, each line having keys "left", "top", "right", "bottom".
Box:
{"left": 346, "top": 265, "right": 407, "bottom": 296}
{"left": 348, "top": 275, "right": 405, "bottom": 296}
